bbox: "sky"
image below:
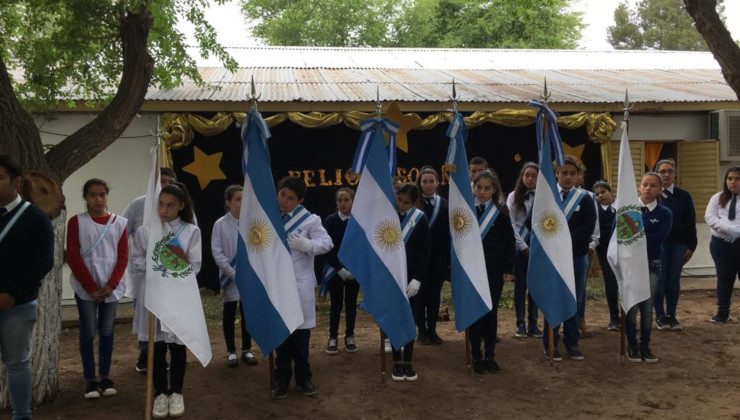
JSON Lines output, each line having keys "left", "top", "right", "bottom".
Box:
{"left": 181, "top": 0, "right": 740, "bottom": 61}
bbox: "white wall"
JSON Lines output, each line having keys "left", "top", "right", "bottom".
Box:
{"left": 611, "top": 113, "right": 709, "bottom": 141}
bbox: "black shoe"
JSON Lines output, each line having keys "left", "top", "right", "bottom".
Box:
{"left": 485, "top": 358, "right": 501, "bottom": 373}
{"left": 136, "top": 351, "right": 147, "bottom": 373}
{"left": 668, "top": 316, "right": 683, "bottom": 331}
{"left": 565, "top": 346, "right": 585, "bottom": 361}
{"left": 607, "top": 319, "right": 620, "bottom": 331}
{"left": 100, "top": 378, "right": 117, "bottom": 396}
{"left": 227, "top": 353, "right": 238, "bottom": 368}
{"left": 710, "top": 310, "right": 729, "bottom": 324}
{"left": 345, "top": 336, "right": 358, "bottom": 353}
{"left": 297, "top": 380, "right": 318, "bottom": 396}
{"left": 515, "top": 324, "right": 527, "bottom": 338}
{"left": 656, "top": 316, "right": 670, "bottom": 331}
{"left": 429, "top": 332, "right": 443, "bottom": 345}
{"left": 326, "top": 338, "right": 339, "bottom": 355}
{"left": 472, "top": 359, "right": 488, "bottom": 375}
{"left": 641, "top": 347, "right": 658, "bottom": 363}
{"left": 543, "top": 349, "right": 563, "bottom": 362}
{"left": 417, "top": 330, "right": 431, "bottom": 345}
{"left": 528, "top": 325, "right": 543, "bottom": 338}
{"left": 391, "top": 363, "right": 405, "bottom": 381}
{"left": 241, "top": 350, "right": 258, "bottom": 365}
{"left": 84, "top": 381, "right": 101, "bottom": 399}
{"left": 274, "top": 386, "right": 288, "bottom": 400}
{"left": 627, "top": 347, "right": 642, "bottom": 363}
{"left": 403, "top": 364, "right": 417, "bottom": 381}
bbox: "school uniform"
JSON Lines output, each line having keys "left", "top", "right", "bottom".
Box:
{"left": 67, "top": 212, "right": 129, "bottom": 383}
{"left": 469, "top": 199, "right": 515, "bottom": 362}
{"left": 275, "top": 205, "right": 333, "bottom": 391}
{"left": 417, "top": 194, "right": 450, "bottom": 341}
{"left": 211, "top": 213, "right": 253, "bottom": 355}
{"left": 655, "top": 184, "right": 696, "bottom": 324}
{"left": 580, "top": 190, "right": 600, "bottom": 320}
{"left": 542, "top": 186, "right": 596, "bottom": 354}
{"left": 596, "top": 203, "right": 619, "bottom": 323}
{"left": 323, "top": 211, "right": 360, "bottom": 340}
{"left": 705, "top": 192, "right": 740, "bottom": 319}
{"left": 506, "top": 190, "right": 539, "bottom": 332}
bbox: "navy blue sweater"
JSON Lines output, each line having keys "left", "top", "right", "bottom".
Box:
{"left": 661, "top": 186, "right": 697, "bottom": 250}
{"left": 323, "top": 212, "right": 348, "bottom": 273}
{"left": 399, "top": 212, "right": 431, "bottom": 284}
{"left": 419, "top": 196, "right": 450, "bottom": 270}
{"left": 0, "top": 200, "right": 54, "bottom": 305}
{"left": 481, "top": 206, "right": 515, "bottom": 278}
{"left": 597, "top": 204, "right": 616, "bottom": 252}
{"left": 643, "top": 203, "right": 673, "bottom": 261}
{"left": 566, "top": 192, "right": 597, "bottom": 257}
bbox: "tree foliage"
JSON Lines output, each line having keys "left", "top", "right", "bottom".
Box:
{"left": 607, "top": 0, "right": 726, "bottom": 51}
{"left": 241, "top": 0, "right": 584, "bottom": 49}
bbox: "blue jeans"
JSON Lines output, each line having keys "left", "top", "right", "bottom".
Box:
{"left": 75, "top": 294, "right": 118, "bottom": 382}
{"left": 626, "top": 260, "right": 661, "bottom": 349}
{"left": 655, "top": 243, "right": 688, "bottom": 318}
{"left": 543, "top": 254, "right": 588, "bottom": 349}
{"left": 0, "top": 300, "right": 37, "bottom": 420}
{"left": 709, "top": 237, "right": 740, "bottom": 312}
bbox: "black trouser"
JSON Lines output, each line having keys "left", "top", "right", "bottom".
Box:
{"left": 223, "top": 301, "right": 252, "bottom": 353}
{"left": 328, "top": 277, "right": 360, "bottom": 338}
{"left": 392, "top": 339, "right": 415, "bottom": 363}
{"left": 597, "top": 246, "right": 620, "bottom": 321}
{"left": 513, "top": 252, "right": 538, "bottom": 327}
{"left": 710, "top": 237, "right": 740, "bottom": 312}
{"left": 153, "top": 342, "right": 186, "bottom": 396}
{"left": 469, "top": 273, "right": 504, "bottom": 360}
{"left": 275, "top": 329, "right": 312, "bottom": 388}
{"left": 417, "top": 259, "right": 447, "bottom": 335}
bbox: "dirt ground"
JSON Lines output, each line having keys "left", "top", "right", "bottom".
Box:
{"left": 16, "top": 288, "right": 740, "bottom": 419}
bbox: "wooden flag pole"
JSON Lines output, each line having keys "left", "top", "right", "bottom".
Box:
{"left": 464, "top": 328, "right": 472, "bottom": 369}
{"left": 548, "top": 326, "right": 555, "bottom": 366}
{"left": 268, "top": 352, "right": 276, "bottom": 398}
{"left": 144, "top": 312, "right": 156, "bottom": 420}
{"left": 379, "top": 328, "right": 386, "bottom": 382}
{"left": 620, "top": 309, "right": 626, "bottom": 364}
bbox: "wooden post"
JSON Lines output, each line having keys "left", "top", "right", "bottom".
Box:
{"left": 548, "top": 326, "right": 555, "bottom": 366}
{"left": 380, "top": 328, "right": 386, "bottom": 382}
{"left": 268, "top": 352, "right": 276, "bottom": 398}
{"left": 145, "top": 312, "right": 155, "bottom": 420}
{"left": 620, "top": 309, "right": 626, "bottom": 364}
{"left": 464, "top": 328, "right": 472, "bottom": 368}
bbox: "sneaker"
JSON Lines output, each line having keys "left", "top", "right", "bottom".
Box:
{"left": 168, "top": 393, "right": 185, "bottom": 417}
{"left": 668, "top": 316, "right": 683, "bottom": 331}
{"left": 152, "top": 394, "right": 169, "bottom": 418}
{"left": 710, "top": 310, "right": 729, "bottom": 324}
{"left": 227, "top": 352, "right": 238, "bottom": 367}
{"left": 543, "top": 349, "right": 563, "bottom": 362}
{"left": 515, "top": 324, "right": 527, "bottom": 338}
{"left": 384, "top": 338, "right": 392, "bottom": 354}
{"left": 403, "top": 364, "right": 417, "bottom": 381}
{"left": 84, "top": 381, "right": 101, "bottom": 399}
{"left": 274, "top": 386, "right": 288, "bottom": 400}
{"left": 417, "top": 330, "right": 431, "bottom": 345}
{"left": 326, "top": 338, "right": 339, "bottom": 355}
{"left": 528, "top": 325, "right": 544, "bottom": 338}
{"left": 241, "top": 350, "right": 258, "bottom": 366}
{"left": 100, "top": 378, "right": 117, "bottom": 396}
{"left": 565, "top": 346, "right": 585, "bottom": 361}
{"left": 627, "top": 347, "right": 642, "bottom": 363}
{"left": 607, "top": 319, "right": 620, "bottom": 331}
{"left": 297, "top": 380, "right": 318, "bottom": 396}
{"left": 472, "top": 359, "right": 488, "bottom": 375}
{"left": 640, "top": 347, "right": 658, "bottom": 363}
{"left": 391, "top": 364, "right": 405, "bottom": 381}
{"left": 485, "top": 358, "right": 501, "bottom": 373}
{"left": 136, "top": 351, "right": 147, "bottom": 373}
{"left": 429, "top": 332, "right": 444, "bottom": 345}
{"left": 656, "top": 316, "right": 671, "bottom": 331}
{"left": 345, "top": 336, "right": 358, "bottom": 353}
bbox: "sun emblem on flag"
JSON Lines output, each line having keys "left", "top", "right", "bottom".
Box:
{"left": 535, "top": 210, "right": 562, "bottom": 239}
{"left": 247, "top": 218, "right": 273, "bottom": 253}
{"left": 615, "top": 205, "right": 645, "bottom": 245}
{"left": 374, "top": 219, "right": 403, "bottom": 252}
{"left": 151, "top": 232, "right": 193, "bottom": 279}
{"left": 449, "top": 207, "right": 473, "bottom": 239}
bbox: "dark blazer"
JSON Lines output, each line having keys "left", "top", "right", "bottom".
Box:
{"left": 661, "top": 186, "right": 697, "bottom": 251}
{"left": 323, "top": 212, "right": 348, "bottom": 272}
{"left": 481, "top": 206, "right": 515, "bottom": 279}
{"left": 565, "top": 192, "right": 597, "bottom": 257}
{"left": 420, "top": 195, "right": 451, "bottom": 269}
{"left": 597, "top": 204, "right": 616, "bottom": 252}
{"left": 400, "top": 212, "right": 431, "bottom": 283}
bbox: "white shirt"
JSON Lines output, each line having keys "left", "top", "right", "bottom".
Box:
{"left": 705, "top": 192, "right": 740, "bottom": 242}
{"left": 506, "top": 190, "right": 534, "bottom": 252}
{"left": 639, "top": 198, "right": 658, "bottom": 212}
{"left": 1, "top": 194, "right": 22, "bottom": 214}
{"left": 473, "top": 198, "right": 493, "bottom": 209}
{"left": 338, "top": 211, "right": 349, "bottom": 222}
{"left": 664, "top": 184, "right": 675, "bottom": 194}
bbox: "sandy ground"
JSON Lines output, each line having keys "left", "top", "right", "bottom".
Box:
{"left": 13, "top": 288, "right": 740, "bottom": 419}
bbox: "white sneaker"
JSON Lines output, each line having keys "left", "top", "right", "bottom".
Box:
{"left": 384, "top": 338, "right": 392, "bottom": 354}
{"left": 152, "top": 394, "right": 169, "bottom": 419}
{"left": 169, "top": 392, "right": 185, "bottom": 417}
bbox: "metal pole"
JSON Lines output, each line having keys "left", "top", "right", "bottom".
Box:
{"left": 380, "top": 328, "right": 386, "bottom": 382}
{"left": 620, "top": 309, "right": 626, "bottom": 364}
{"left": 269, "top": 352, "right": 276, "bottom": 398}
{"left": 548, "top": 327, "right": 555, "bottom": 366}
{"left": 144, "top": 312, "right": 155, "bottom": 420}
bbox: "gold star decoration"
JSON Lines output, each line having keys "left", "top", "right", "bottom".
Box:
{"left": 182, "top": 146, "right": 227, "bottom": 190}
{"left": 561, "top": 142, "right": 586, "bottom": 161}
{"left": 383, "top": 102, "right": 420, "bottom": 153}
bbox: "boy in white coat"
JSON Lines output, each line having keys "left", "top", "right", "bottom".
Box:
{"left": 274, "top": 177, "right": 333, "bottom": 399}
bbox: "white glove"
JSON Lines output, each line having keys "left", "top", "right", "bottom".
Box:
{"left": 287, "top": 233, "right": 313, "bottom": 253}
{"left": 337, "top": 268, "right": 354, "bottom": 281}
{"left": 406, "top": 279, "right": 421, "bottom": 297}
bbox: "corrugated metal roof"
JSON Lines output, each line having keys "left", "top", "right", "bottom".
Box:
{"left": 145, "top": 48, "right": 738, "bottom": 104}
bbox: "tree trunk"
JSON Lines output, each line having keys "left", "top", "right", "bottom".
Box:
{"left": 684, "top": 0, "right": 740, "bottom": 101}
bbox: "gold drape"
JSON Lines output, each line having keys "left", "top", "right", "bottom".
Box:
{"left": 159, "top": 110, "right": 617, "bottom": 170}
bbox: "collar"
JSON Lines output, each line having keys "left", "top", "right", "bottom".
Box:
{"left": 338, "top": 211, "right": 349, "bottom": 221}
{"left": 557, "top": 184, "right": 573, "bottom": 194}
{"left": 226, "top": 212, "right": 239, "bottom": 223}
{"left": 639, "top": 198, "right": 658, "bottom": 212}
{"left": 2, "top": 194, "right": 22, "bottom": 214}
{"left": 664, "top": 184, "right": 675, "bottom": 194}
{"left": 283, "top": 206, "right": 299, "bottom": 218}
{"left": 600, "top": 203, "right": 615, "bottom": 211}
{"left": 474, "top": 198, "right": 492, "bottom": 208}
{"left": 168, "top": 217, "right": 183, "bottom": 228}
{"left": 422, "top": 194, "right": 435, "bottom": 205}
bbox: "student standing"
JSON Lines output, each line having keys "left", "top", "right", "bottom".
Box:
{"left": 470, "top": 170, "right": 515, "bottom": 374}
{"left": 705, "top": 167, "right": 740, "bottom": 324}
{"left": 274, "top": 177, "right": 333, "bottom": 399}
{"left": 626, "top": 173, "right": 672, "bottom": 363}
{"left": 67, "top": 179, "right": 129, "bottom": 399}
{"left": 211, "top": 185, "right": 257, "bottom": 367}
{"left": 324, "top": 188, "right": 360, "bottom": 355}
{"left": 592, "top": 181, "right": 620, "bottom": 331}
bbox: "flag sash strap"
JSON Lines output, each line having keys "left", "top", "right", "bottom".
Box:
{"left": 562, "top": 189, "right": 586, "bottom": 220}
{"left": 220, "top": 256, "right": 237, "bottom": 289}
{"left": 284, "top": 205, "right": 311, "bottom": 234}
{"left": 352, "top": 118, "right": 400, "bottom": 175}
{"left": 479, "top": 204, "right": 500, "bottom": 239}
{"left": 80, "top": 213, "right": 117, "bottom": 258}
{"left": 401, "top": 208, "right": 423, "bottom": 243}
{"left": 428, "top": 194, "right": 442, "bottom": 226}
{"left": 519, "top": 199, "right": 534, "bottom": 243}
{"left": 319, "top": 264, "right": 336, "bottom": 297}
{"left": 0, "top": 201, "right": 31, "bottom": 244}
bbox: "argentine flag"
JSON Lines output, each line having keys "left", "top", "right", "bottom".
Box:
{"left": 445, "top": 113, "right": 493, "bottom": 331}
{"left": 339, "top": 120, "right": 416, "bottom": 349}
{"left": 235, "top": 109, "right": 304, "bottom": 355}
{"left": 526, "top": 103, "right": 577, "bottom": 327}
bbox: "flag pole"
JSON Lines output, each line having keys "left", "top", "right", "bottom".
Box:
{"left": 380, "top": 328, "right": 386, "bottom": 383}
{"left": 268, "top": 352, "right": 276, "bottom": 397}
{"left": 618, "top": 90, "right": 633, "bottom": 365}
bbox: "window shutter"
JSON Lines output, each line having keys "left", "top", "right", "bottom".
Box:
{"left": 677, "top": 140, "right": 720, "bottom": 217}
{"left": 610, "top": 140, "right": 644, "bottom": 191}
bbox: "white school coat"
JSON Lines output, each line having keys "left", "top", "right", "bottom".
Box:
{"left": 211, "top": 213, "right": 240, "bottom": 302}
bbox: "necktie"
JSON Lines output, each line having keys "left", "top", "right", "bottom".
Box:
{"left": 0, "top": 208, "right": 6, "bottom": 217}
{"left": 476, "top": 204, "right": 485, "bottom": 219}
{"left": 662, "top": 189, "right": 673, "bottom": 199}
{"left": 729, "top": 196, "right": 737, "bottom": 221}
{"left": 561, "top": 189, "right": 570, "bottom": 203}
{"left": 281, "top": 213, "right": 291, "bottom": 223}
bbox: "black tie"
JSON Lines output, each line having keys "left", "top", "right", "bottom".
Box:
{"left": 561, "top": 189, "right": 570, "bottom": 203}
{"left": 0, "top": 208, "right": 6, "bottom": 217}
{"left": 729, "top": 196, "right": 737, "bottom": 221}
{"left": 476, "top": 204, "right": 485, "bottom": 219}
{"left": 663, "top": 189, "right": 673, "bottom": 199}
{"left": 281, "top": 213, "right": 291, "bottom": 223}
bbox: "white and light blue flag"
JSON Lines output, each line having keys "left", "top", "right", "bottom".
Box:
{"left": 607, "top": 122, "right": 650, "bottom": 312}
{"left": 526, "top": 102, "right": 577, "bottom": 326}
{"left": 235, "top": 109, "right": 303, "bottom": 355}
{"left": 339, "top": 119, "right": 416, "bottom": 349}
{"left": 445, "top": 113, "right": 493, "bottom": 331}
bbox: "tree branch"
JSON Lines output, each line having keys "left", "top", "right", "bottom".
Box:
{"left": 44, "top": 7, "right": 155, "bottom": 182}
{"left": 684, "top": 0, "right": 740, "bottom": 101}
